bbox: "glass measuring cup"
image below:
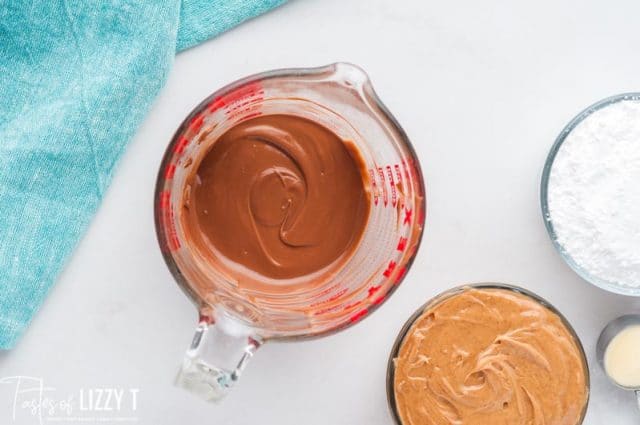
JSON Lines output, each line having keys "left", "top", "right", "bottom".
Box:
{"left": 154, "top": 63, "right": 426, "bottom": 400}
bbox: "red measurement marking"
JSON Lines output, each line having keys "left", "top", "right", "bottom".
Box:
{"left": 225, "top": 106, "right": 262, "bottom": 121}
{"left": 188, "top": 115, "right": 204, "bottom": 133}
{"left": 227, "top": 99, "right": 249, "bottom": 115}
{"left": 342, "top": 300, "right": 361, "bottom": 311}
{"left": 397, "top": 236, "right": 408, "bottom": 252}
{"left": 383, "top": 260, "right": 397, "bottom": 278}
{"left": 369, "top": 169, "right": 379, "bottom": 206}
{"left": 226, "top": 82, "right": 263, "bottom": 104}
{"left": 208, "top": 96, "right": 226, "bottom": 113}
{"left": 316, "top": 282, "right": 341, "bottom": 298}
{"left": 367, "top": 285, "right": 380, "bottom": 297}
{"left": 377, "top": 167, "right": 388, "bottom": 207}
{"left": 164, "top": 164, "right": 176, "bottom": 180}
{"left": 223, "top": 83, "right": 264, "bottom": 116}
{"left": 394, "top": 164, "right": 403, "bottom": 185}
{"left": 395, "top": 266, "right": 407, "bottom": 285}
{"left": 174, "top": 136, "right": 190, "bottom": 154}
{"left": 240, "top": 110, "right": 262, "bottom": 120}
{"left": 349, "top": 308, "right": 368, "bottom": 323}
{"left": 404, "top": 208, "right": 413, "bottom": 225}
{"left": 386, "top": 165, "right": 397, "bottom": 207}
{"left": 309, "top": 287, "right": 348, "bottom": 308}
{"left": 373, "top": 295, "right": 385, "bottom": 305}
{"left": 315, "top": 304, "right": 342, "bottom": 316}
{"left": 168, "top": 234, "right": 180, "bottom": 251}
{"left": 159, "top": 190, "right": 170, "bottom": 209}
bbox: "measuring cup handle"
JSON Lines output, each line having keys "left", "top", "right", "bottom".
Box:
{"left": 175, "top": 319, "right": 262, "bottom": 401}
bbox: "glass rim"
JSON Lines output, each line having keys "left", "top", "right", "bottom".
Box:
{"left": 540, "top": 92, "right": 640, "bottom": 296}
{"left": 153, "top": 63, "right": 427, "bottom": 341}
{"left": 385, "top": 283, "right": 590, "bottom": 425}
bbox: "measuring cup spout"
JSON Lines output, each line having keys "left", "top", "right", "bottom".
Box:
{"left": 325, "top": 62, "right": 380, "bottom": 108}
{"left": 330, "top": 62, "right": 370, "bottom": 88}
{"left": 175, "top": 317, "right": 262, "bottom": 401}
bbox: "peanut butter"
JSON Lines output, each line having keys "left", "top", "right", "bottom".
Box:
{"left": 392, "top": 287, "right": 588, "bottom": 425}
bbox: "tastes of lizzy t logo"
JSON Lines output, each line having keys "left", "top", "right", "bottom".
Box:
{"left": 0, "top": 376, "right": 139, "bottom": 424}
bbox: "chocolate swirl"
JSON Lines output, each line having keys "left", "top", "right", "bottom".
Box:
{"left": 183, "top": 114, "right": 370, "bottom": 280}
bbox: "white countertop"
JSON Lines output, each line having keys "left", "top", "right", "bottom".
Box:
{"left": 2, "top": 0, "right": 640, "bottom": 423}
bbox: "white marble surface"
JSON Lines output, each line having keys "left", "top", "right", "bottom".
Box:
{"left": 2, "top": 0, "right": 640, "bottom": 423}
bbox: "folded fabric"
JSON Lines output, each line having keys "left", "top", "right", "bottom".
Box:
{"left": 0, "top": 0, "right": 285, "bottom": 349}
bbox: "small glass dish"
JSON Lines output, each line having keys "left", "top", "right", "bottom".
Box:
{"left": 385, "top": 283, "right": 590, "bottom": 425}
{"left": 540, "top": 92, "right": 640, "bottom": 296}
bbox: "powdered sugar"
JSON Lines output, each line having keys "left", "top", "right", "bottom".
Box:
{"left": 547, "top": 98, "right": 640, "bottom": 288}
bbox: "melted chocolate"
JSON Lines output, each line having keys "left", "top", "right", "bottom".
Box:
{"left": 182, "top": 114, "right": 370, "bottom": 280}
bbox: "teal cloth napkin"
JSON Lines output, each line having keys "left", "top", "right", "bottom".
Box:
{"left": 0, "top": 0, "right": 285, "bottom": 349}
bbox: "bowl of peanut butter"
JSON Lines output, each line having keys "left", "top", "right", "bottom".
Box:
{"left": 386, "top": 284, "right": 589, "bottom": 425}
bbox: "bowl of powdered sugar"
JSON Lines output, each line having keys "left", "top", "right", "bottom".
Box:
{"left": 542, "top": 93, "right": 640, "bottom": 296}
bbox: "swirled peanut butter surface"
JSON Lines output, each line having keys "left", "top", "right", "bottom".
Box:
{"left": 393, "top": 288, "right": 587, "bottom": 425}
{"left": 182, "top": 114, "right": 369, "bottom": 280}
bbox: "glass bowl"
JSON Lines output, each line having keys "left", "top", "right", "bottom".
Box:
{"left": 541, "top": 93, "right": 640, "bottom": 296}
{"left": 385, "top": 283, "right": 590, "bottom": 425}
